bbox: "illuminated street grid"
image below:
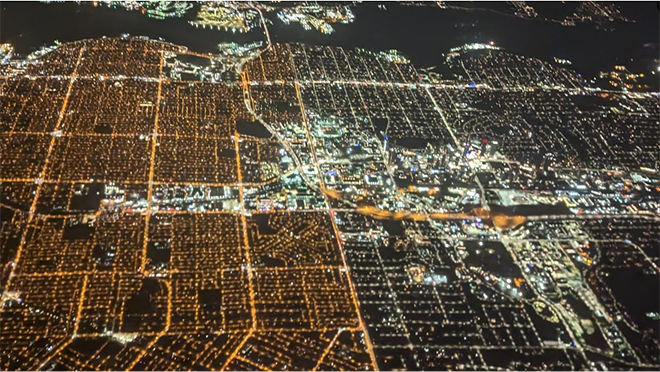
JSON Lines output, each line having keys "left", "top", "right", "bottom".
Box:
{"left": 0, "top": 38, "right": 374, "bottom": 371}
{"left": 244, "top": 43, "right": 659, "bottom": 370}
{"left": 1, "top": 36, "right": 659, "bottom": 371}
{"left": 434, "top": 86, "right": 660, "bottom": 170}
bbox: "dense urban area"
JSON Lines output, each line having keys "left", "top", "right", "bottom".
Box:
{"left": 1, "top": 1, "right": 659, "bottom": 371}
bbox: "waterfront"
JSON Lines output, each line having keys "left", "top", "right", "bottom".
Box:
{"left": 2, "top": 2, "right": 658, "bottom": 81}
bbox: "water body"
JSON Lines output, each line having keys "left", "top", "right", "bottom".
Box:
{"left": 0, "top": 2, "right": 260, "bottom": 54}
{"left": 1, "top": 2, "right": 658, "bottom": 80}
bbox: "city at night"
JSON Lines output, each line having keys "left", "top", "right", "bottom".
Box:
{"left": 0, "top": 1, "right": 658, "bottom": 371}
